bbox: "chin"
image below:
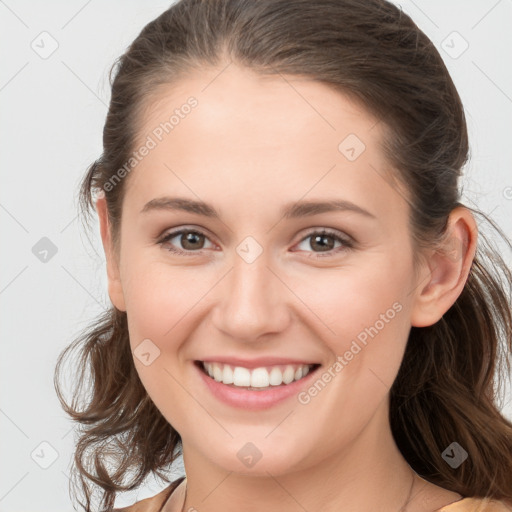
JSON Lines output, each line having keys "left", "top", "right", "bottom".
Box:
{"left": 202, "top": 439, "right": 312, "bottom": 477}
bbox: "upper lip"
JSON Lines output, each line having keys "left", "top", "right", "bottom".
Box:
{"left": 196, "top": 356, "right": 320, "bottom": 369}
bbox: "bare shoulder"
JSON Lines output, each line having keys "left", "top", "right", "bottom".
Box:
{"left": 408, "top": 477, "right": 511, "bottom": 512}
{"left": 113, "top": 485, "right": 171, "bottom": 512}
{"left": 437, "top": 497, "right": 512, "bottom": 512}
{"left": 113, "top": 478, "right": 184, "bottom": 512}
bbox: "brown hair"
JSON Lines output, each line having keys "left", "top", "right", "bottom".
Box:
{"left": 54, "top": 0, "right": 512, "bottom": 510}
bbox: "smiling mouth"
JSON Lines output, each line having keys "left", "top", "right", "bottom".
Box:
{"left": 194, "top": 360, "right": 321, "bottom": 390}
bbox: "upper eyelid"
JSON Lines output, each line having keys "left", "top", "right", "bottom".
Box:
{"left": 158, "top": 226, "right": 352, "bottom": 250}
{"left": 159, "top": 227, "right": 216, "bottom": 245}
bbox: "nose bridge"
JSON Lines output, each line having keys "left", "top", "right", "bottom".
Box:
{"left": 212, "top": 244, "right": 290, "bottom": 341}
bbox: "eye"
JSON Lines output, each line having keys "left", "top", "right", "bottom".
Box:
{"left": 293, "top": 229, "right": 354, "bottom": 257}
{"left": 157, "top": 227, "right": 354, "bottom": 258}
{"left": 157, "top": 228, "right": 215, "bottom": 256}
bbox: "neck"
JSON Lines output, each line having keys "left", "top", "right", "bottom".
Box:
{"left": 174, "top": 400, "right": 420, "bottom": 512}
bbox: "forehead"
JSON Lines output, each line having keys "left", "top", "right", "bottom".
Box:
{"left": 135, "top": 63, "right": 381, "bottom": 149}
{"left": 124, "top": 63, "right": 406, "bottom": 222}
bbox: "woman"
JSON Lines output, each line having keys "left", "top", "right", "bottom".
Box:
{"left": 54, "top": 0, "right": 512, "bottom": 511}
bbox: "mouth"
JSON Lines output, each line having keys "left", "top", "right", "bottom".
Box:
{"left": 194, "top": 360, "right": 321, "bottom": 391}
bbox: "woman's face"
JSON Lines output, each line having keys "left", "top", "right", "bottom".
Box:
{"left": 100, "top": 63, "right": 434, "bottom": 476}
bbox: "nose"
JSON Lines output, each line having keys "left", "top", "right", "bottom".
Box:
{"left": 211, "top": 251, "right": 291, "bottom": 342}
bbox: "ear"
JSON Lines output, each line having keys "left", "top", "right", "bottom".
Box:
{"left": 96, "top": 191, "right": 127, "bottom": 312}
{"left": 410, "top": 206, "right": 478, "bottom": 327}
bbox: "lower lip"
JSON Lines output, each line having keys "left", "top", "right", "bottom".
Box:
{"left": 194, "top": 361, "right": 320, "bottom": 410}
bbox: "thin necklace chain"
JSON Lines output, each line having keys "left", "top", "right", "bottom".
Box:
{"left": 399, "top": 470, "right": 417, "bottom": 512}
{"left": 178, "top": 470, "right": 418, "bottom": 512}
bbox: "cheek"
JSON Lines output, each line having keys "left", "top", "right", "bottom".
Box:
{"left": 121, "top": 259, "right": 215, "bottom": 344}
{"left": 290, "top": 264, "right": 413, "bottom": 435}
{"left": 293, "top": 261, "right": 414, "bottom": 412}
{"left": 120, "top": 261, "right": 210, "bottom": 428}
{"left": 294, "top": 260, "right": 411, "bottom": 347}
{"left": 122, "top": 248, "right": 413, "bottom": 359}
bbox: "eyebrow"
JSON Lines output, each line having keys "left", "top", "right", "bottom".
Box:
{"left": 140, "top": 196, "right": 376, "bottom": 219}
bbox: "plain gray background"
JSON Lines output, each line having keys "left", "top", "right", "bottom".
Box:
{"left": 1, "top": 1, "right": 511, "bottom": 510}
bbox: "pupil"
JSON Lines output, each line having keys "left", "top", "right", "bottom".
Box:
{"left": 313, "top": 234, "right": 333, "bottom": 252}
{"left": 179, "top": 232, "right": 335, "bottom": 252}
{"left": 183, "top": 232, "right": 203, "bottom": 250}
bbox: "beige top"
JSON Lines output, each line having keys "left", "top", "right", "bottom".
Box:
{"left": 114, "top": 477, "right": 512, "bottom": 512}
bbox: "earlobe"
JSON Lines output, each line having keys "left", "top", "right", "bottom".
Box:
{"left": 96, "top": 192, "right": 127, "bottom": 312}
{"left": 410, "top": 207, "right": 478, "bottom": 327}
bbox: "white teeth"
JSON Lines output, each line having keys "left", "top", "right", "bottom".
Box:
{"left": 269, "top": 367, "right": 283, "bottom": 386}
{"left": 213, "top": 365, "right": 223, "bottom": 382}
{"left": 282, "top": 365, "right": 295, "bottom": 384}
{"left": 201, "top": 361, "right": 315, "bottom": 389}
{"left": 222, "top": 364, "right": 234, "bottom": 384}
{"left": 250, "top": 368, "right": 269, "bottom": 388}
{"left": 232, "top": 366, "right": 251, "bottom": 387}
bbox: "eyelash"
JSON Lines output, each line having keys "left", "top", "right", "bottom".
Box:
{"left": 156, "top": 227, "right": 355, "bottom": 258}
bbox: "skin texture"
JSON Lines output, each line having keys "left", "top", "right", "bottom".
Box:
{"left": 96, "top": 62, "right": 477, "bottom": 511}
